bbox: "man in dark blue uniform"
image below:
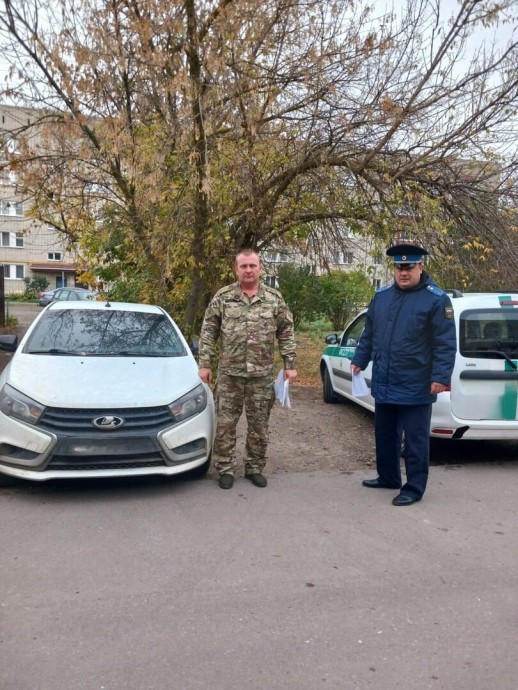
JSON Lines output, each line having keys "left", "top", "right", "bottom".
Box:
{"left": 351, "top": 244, "right": 457, "bottom": 505}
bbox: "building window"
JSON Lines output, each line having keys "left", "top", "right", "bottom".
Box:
{"left": 264, "top": 252, "right": 289, "bottom": 263}
{"left": 1, "top": 134, "right": 18, "bottom": 154}
{"left": 4, "top": 264, "right": 25, "bottom": 279}
{"left": 373, "top": 278, "right": 381, "bottom": 289}
{"left": 48, "top": 252, "right": 62, "bottom": 261}
{"left": 264, "top": 275, "right": 279, "bottom": 288}
{"left": 332, "top": 251, "right": 353, "bottom": 264}
{"left": 1, "top": 232, "right": 23, "bottom": 248}
{"left": 0, "top": 169, "right": 18, "bottom": 185}
{"left": 0, "top": 200, "right": 23, "bottom": 215}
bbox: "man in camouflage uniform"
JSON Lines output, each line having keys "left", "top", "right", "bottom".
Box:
{"left": 198, "top": 249, "right": 297, "bottom": 489}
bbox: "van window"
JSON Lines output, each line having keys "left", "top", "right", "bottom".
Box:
{"left": 460, "top": 309, "right": 518, "bottom": 361}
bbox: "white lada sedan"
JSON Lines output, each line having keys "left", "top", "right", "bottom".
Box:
{"left": 0, "top": 301, "right": 214, "bottom": 483}
{"left": 320, "top": 291, "right": 518, "bottom": 440}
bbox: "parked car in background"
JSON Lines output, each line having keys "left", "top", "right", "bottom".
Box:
{"left": 38, "top": 288, "right": 60, "bottom": 306}
{"left": 320, "top": 291, "right": 518, "bottom": 440}
{"left": 38, "top": 287, "right": 96, "bottom": 306}
{"left": 48, "top": 287, "right": 97, "bottom": 303}
{"left": 0, "top": 300, "right": 215, "bottom": 484}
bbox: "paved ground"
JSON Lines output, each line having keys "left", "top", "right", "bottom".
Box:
{"left": 1, "top": 466, "right": 517, "bottom": 690}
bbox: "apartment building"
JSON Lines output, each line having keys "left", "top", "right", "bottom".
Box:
{"left": 0, "top": 104, "right": 82, "bottom": 294}
{"left": 262, "top": 232, "right": 390, "bottom": 290}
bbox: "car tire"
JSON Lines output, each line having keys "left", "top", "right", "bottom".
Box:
{"left": 323, "top": 367, "right": 341, "bottom": 404}
{"left": 182, "top": 455, "right": 211, "bottom": 480}
{"left": 0, "top": 472, "right": 17, "bottom": 488}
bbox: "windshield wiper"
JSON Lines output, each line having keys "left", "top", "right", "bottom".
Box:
{"left": 114, "top": 351, "right": 174, "bottom": 357}
{"left": 28, "top": 349, "right": 180, "bottom": 357}
{"left": 463, "top": 349, "right": 518, "bottom": 370}
{"left": 28, "top": 348, "right": 80, "bottom": 355}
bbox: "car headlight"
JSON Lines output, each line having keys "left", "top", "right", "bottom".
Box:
{"left": 168, "top": 384, "right": 207, "bottom": 422}
{"left": 0, "top": 384, "right": 45, "bottom": 425}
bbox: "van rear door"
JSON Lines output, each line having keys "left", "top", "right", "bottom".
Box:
{"left": 452, "top": 299, "right": 518, "bottom": 420}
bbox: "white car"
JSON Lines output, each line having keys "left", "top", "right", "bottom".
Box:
{"left": 320, "top": 291, "right": 518, "bottom": 440}
{"left": 0, "top": 301, "right": 214, "bottom": 483}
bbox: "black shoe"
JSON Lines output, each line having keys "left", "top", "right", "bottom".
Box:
{"left": 392, "top": 493, "right": 420, "bottom": 506}
{"left": 245, "top": 473, "right": 267, "bottom": 488}
{"left": 362, "top": 477, "right": 400, "bottom": 489}
{"left": 218, "top": 474, "right": 234, "bottom": 489}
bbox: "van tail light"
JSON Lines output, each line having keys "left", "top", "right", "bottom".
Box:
{"left": 431, "top": 428, "right": 455, "bottom": 436}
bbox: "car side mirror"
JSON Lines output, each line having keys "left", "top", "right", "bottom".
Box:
{"left": 325, "top": 334, "right": 339, "bottom": 345}
{"left": 0, "top": 334, "right": 18, "bottom": 352}
{"left": 190, "top": 338, "right": 200, "bottom": 356}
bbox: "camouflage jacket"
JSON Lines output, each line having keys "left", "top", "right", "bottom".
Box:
{"left": 199, "top": 282, "right": 297, "bottom": 377}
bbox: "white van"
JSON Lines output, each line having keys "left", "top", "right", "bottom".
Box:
{"left": 320, "top": 291, "right": 518, "bottom": 440}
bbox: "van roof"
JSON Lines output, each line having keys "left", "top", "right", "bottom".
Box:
{"left": 447, "top": 292, "right": 518, "bottom": 308}
{"left": 447, "top": 291, "right": 518, "bottom": 297}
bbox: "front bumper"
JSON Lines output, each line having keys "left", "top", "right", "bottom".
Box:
{"left": 0, "top": 402, "right": 214, "bottom": 481}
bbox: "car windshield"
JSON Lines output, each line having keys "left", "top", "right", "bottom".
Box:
{"left": 24, "top": 309, "right": 188, "bottom": 357}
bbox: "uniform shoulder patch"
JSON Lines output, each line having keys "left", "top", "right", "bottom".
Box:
{"left": 217, "top": 284, "right": 237, "bottom": 297}
{"left": 445, "top": 305, "right": 454, "bottom": 319}
{"left": 426, "top": 285, "right": 445, "bottom": 296}
{"left": 262, "top": 284, "right": 282, "bottom": 298}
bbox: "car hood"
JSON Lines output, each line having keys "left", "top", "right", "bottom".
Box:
{"left": 5, "top": 353, "right": 202, "bottom": 408}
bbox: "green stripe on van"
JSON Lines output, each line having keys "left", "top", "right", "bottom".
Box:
{"left": 498, "top": 295, "right": 515, "bottom": 308}
{"left": 323, "top": 346, "right": 356, "bottom": 359}
{"left": 501, "top": 360, "right": 518, "bottom": 420}
{"left": 496, "top": 296, "right": 518, "bottom": 418}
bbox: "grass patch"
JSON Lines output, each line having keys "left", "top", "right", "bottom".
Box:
{"left": 275, "top": 321, "right": 338, "bottom": 388}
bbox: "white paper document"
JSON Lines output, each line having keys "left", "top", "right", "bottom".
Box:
{"left": 274, "top": 369, "right": 291, "bottom": 408}
{"left": 352, "top": 371, "right": 369, "bottom": 397}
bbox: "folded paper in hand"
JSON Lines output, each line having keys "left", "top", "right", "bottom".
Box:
{"left": 352, "top": 371, "right": 369, "bottom": 397}
{"left": 274, "top": 369, "right": 291, "bottom": 408}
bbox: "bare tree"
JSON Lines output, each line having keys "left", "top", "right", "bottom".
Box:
{"left": 1, "top": 0, "right": 517, "bottom": 329}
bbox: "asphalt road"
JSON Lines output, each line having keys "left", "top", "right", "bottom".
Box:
{"left": 1, "top": 302, "right": 517, "bottom": 690}
{"left": 1, "top": 467, "right": 517, "bottom": 690}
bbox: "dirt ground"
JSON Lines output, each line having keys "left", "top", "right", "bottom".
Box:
{"left": 224, "top": 384, "right": 376, "bottom": 479}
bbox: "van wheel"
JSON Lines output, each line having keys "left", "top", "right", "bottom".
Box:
{"left": 323, "top": 368, "right": 341, "bottom": 404}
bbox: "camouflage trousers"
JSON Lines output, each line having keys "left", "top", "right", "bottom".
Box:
{"left": 213, "top": 373, "right": 275, "bottom": 476}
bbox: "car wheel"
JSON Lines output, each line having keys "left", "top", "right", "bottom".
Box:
{"left": 323, "top": 367, "right": 341, "bottom": 404}
{"left": 182, "top": 455, "right": 211, "bottom": 480}
{"left": 0, "top": 473, "right": 17, "bottom": 488}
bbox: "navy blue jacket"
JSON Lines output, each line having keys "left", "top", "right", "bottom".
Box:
{"left": 351, "top": 273, "right": 457, "bottom": 404}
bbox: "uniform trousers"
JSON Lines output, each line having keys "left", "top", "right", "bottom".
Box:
{"left": 213, "top": 373, "right": 274, "bottom": 476}
{"left": 374, "top": 402, "right": 433, "bottom": 499}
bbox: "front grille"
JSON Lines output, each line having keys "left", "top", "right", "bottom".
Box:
{"left": 47, "top": 453, "right": 167, "bottom": 471}
{"left": 37, "top": 405, "right": 174, "bottom": 433}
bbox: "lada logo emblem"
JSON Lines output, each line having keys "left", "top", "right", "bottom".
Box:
{"left": 92, "top": 415, "right": 125, "bottom": 430}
